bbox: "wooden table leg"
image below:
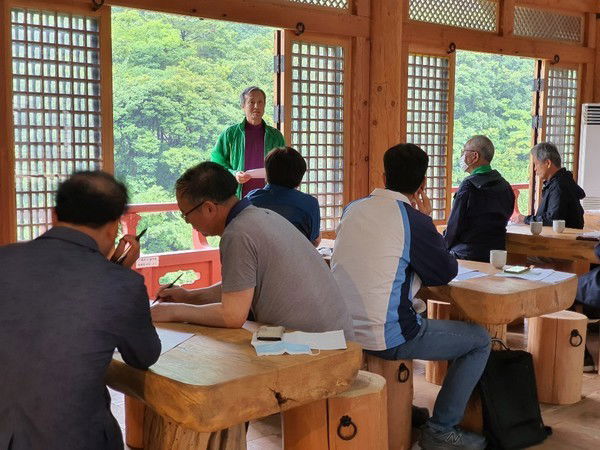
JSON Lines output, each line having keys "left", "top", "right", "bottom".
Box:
{"left": 282, "top": 399, "right": 329, "bottom": 450}
{"left": 143, "top": 408, "right": 246, "bottom": 450}
{"left": 455, "top": 315, "right": 508, "bottom": 433}
{"left": 125, "top": 395, "right": 145, "bottom": 449}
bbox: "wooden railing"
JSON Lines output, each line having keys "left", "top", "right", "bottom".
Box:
{"left": 121, "top": 203, "right": 221, "bottom": 299}
{"left": 124, "top": 183, "right": 530, "bottom": 295}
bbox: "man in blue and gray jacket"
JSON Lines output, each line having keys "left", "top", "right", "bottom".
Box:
{"left": 332, "top": 143, "right": 491, "bottom": 450}
{"left": 444, "top": 135, "right": 515, "bottom": 262}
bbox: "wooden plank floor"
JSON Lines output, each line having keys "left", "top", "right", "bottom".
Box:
{"left": 110, "top": 321, "right": 600, "bottom": 449}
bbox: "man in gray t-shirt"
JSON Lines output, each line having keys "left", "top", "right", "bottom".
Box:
{"left": 150, "top": 162, "right": 353, "bottom": 339}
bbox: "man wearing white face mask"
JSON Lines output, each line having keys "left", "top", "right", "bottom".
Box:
{"left": 444, "top": 135, "right": 515, "bottom": 262}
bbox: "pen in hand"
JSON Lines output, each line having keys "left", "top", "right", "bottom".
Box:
{"left": 151, "top": 273, "right": 184, "bottom": 306}
{"left": 115, "top": 227, "right": 147, "bottom": 265}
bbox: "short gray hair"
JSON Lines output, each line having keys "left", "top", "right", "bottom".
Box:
{"left": 531, "top": 142, "right": 561, "bottom": 168}
{"left": 465, "top": 135, "right": 495, "bottom": 162}
{"left": 240, "top": 86, "right": 266, "bottom": 106}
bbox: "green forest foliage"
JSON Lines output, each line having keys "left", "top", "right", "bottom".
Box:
{"left": 453, "top": 51, "right": 534, "bottom": 213}
{"left": 112, "top": 11, "right": 534, "bottom": 253}
{"left": 453, "top": 51, "right": 535, "bottom": 185}
{"left": 112, "top": 9, "right": 274, "bottom": 252}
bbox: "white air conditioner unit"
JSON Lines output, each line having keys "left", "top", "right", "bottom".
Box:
{"left": 578, "top": 103, "right": 600, "bottom": 210}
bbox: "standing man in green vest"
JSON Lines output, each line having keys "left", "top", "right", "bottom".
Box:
{"left": 211, "top": 86, "right": 286, "bottom": 198}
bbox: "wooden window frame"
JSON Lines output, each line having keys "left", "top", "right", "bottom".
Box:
{"left": 0, "top": 0, "right": 113, "bottom": 244}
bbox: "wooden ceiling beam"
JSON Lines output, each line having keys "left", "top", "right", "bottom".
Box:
{"left": 106, "top": 0, "right": 369, "bottom": 37}
{"left": 404, "top": 21, "right": 595, "bottom": 63}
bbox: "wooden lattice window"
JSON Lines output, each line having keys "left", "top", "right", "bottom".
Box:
{"left": 409, "top": 0, "right": 498, "bottom": 32}
{"left": 288, "top": 40, "right": 346, "bottom": 232}
{"left": 407, "top": 53, "right": 454, "bottom": 222}
{"left": 287, "top": 0, "right": 349, "bottom": 9}
{"left": 11, "top": 8, "right": 104, "bottom": 241}
{"left": 544, "top": 67, "right": 579, "bottom": 172}
{"left": 514, "top": 7, "right": 582, "bottom": 44}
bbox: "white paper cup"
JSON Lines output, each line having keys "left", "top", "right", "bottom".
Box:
{"left": 530, "top": 221, "right": 543, "bottom": 235}
{"left": 553, "top": 219, "right": 566, "bottom": 233}
{"left": 490, "top": 250, "right": 507, "bottom": 269}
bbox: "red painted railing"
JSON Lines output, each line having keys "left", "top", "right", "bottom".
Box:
{"left": 121, "top": 203, "right": 221, "bottom": 299}
{"left": 124, "top": 183, "right": 530, "bottom": 296}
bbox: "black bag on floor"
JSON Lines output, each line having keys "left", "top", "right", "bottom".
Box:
{"left": 478, "top": 339, "right": 552, "bottom": 449}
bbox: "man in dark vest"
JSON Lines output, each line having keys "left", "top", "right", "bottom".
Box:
{"left": 444, "top": 135, "right": 515, "bottom": 262}
{"left": 514, "top": 142, "right": 585, "bottom": 229}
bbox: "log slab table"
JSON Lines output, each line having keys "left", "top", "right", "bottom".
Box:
{"left": 106, "top": 322, "right": 362, "bottom": 449}
{"left": 506, "top": 224, "right": 600, "bottom": 274}
{"left": 418, "top": 259, "right": 578, "bottom": 431}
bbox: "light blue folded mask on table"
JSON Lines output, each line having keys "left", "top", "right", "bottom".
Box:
{"left": 254, "top": 341, "right": 313, "bottom": 356}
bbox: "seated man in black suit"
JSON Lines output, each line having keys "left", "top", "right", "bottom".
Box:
{"left": 444, "top": 135, "right": 515, "bottom": 262}
{"left": 0, "top": 171, "right": 160, "bottom": 450}
{"left": 514, "top": 142, "right": 585, "bottom": 228}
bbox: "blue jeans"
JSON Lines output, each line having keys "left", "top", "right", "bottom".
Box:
{"left": 367, "top": 318, "right": 491, "bottom": 431}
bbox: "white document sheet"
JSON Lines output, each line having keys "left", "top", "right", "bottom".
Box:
{"left": 495, "top": 268, "right": 554, "bottom": 282}
{"left": 453, "top": 271, "right": 488, "bottom": 282}
{"left": 457, "top": 265, "right": 476, "bottom": 275}
{"left": 251, "top": 330, "right": 347, "bottom": 350}
{"left": 245, "top": 168, "right": 266, "bottom": 179}
{"left": 539, "top": 271, "right": 576, "bottom": 285}
{"left": 156, "top": 328, "right": 195, "bottom": 355}
{"left": 283, "top": 330, "right": 347, "bottom": 350}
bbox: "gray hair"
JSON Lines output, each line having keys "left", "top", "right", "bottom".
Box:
{"left": 465, "top": 135, "right": 495, "bottom": 163}
{"left": 531, "top": 142, "right": 561, "bottom": 168}
{"left": 240, "top": 86, "right": 266, "bottom": 106}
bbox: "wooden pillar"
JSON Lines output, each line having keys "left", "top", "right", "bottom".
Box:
{"left": 528, "top": 310, "right": 587, "bottom": 405}
{"left": 364, "top": 354, "right": 413, "bottom": 450}
{"left": 0, "top": 0, "right": 16, "bottom": 245}
{"left": 369, "top": 0, "right": 408, "bottom": 190}
{"left": 348, "top": 35, "right": 371, "bottom": 202}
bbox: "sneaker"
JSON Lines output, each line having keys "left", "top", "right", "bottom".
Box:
{"left": 419, "top": 423, "right": 487, "bottom": 450}
{"left": 412, "top": 405, "right": 430, "bottom": 429}
{"left": 584, "top": 346, "right": 596, "bottom": 373}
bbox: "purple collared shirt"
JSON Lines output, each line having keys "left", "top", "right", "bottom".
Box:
{"left": 242, "top": 121, "right": 266, "bottom": 197}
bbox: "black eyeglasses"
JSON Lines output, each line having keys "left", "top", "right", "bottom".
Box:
{"left": 180, "top": 201, "right": 205, "bottom": 221}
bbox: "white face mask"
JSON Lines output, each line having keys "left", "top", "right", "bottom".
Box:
{"left": 459, "top": 153, "right": 470, "bottom": 172}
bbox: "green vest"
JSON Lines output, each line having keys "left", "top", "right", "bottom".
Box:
{"left": 211, "top": 119, "right": 286, "bottom": 197}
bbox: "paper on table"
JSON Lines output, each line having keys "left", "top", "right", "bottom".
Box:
{"left": 577, "top": 231, "right": 600, "bottom": 241}
{"left": 251, "top": 330, "right": 347, "bottom": 351}
{"left": 495, "top": 268, "right": 554, "bottom": 282}
{"left": 539, "top": 271, "right": 576, "bottom": 285}
{"left": 457, "top": 265, "right": 476, "bottom": 275}
{"left": 284, "top": 330, "right": 347, "bottom": 350}
{"left": 245, "top": 168, "right": 266, "bottom": 179}
{"left": 156, "top": 328, "right": 195, "bottom": 355}
{"left": 453, "top": 271, "right": 488, "bottom": 282}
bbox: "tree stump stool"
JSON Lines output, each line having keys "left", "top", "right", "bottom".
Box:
{"left": 282, "top": 370, "right": 388, "bottom": 450}
{"left": 364, "top": 353, "right": 413, "bottom": 450}
{"left": 527, "top": 310, "right": 588, "bottom": 405}
{"left": 425, "top": 300, "right": 451, "bottom": 385}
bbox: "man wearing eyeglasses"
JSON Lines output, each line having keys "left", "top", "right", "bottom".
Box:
{"left": 150, "top": 161, "right": 354, "bottom": 340}
{"left": 444, "top": 135, "right": 515, "bottom": 262}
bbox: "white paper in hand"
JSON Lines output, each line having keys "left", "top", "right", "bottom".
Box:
{"left": 245, "top": 168, "right": 266, "bottom": 179}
